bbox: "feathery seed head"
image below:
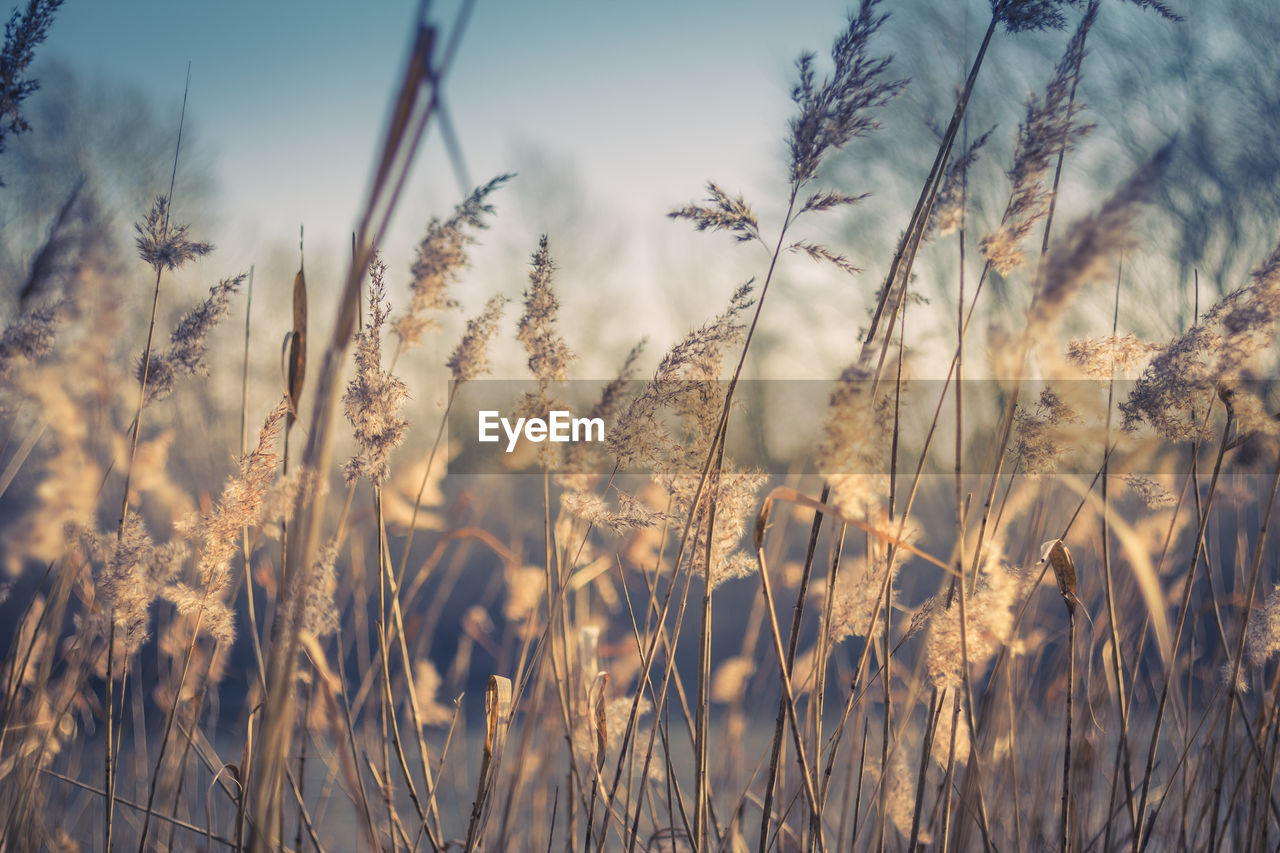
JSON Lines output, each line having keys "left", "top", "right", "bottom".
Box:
{"left": 394, "top": 174, "right": 512, "bottom": 349}
{"left": 993, "top": 0, "right": 1081, "bottom": 33}
{"left": 983, "top": 5, "right": 1098, "bottom": 274}
{"left": 1028, "top": 146, "right": 1167, "bottom": 334}
{"left": 137, "top": 274, "right": 245, "bottom": 405}
{"left": 610, "top": 284, "right": 753, "bottom": 470}
{"left": 84, "top": 516, "right": 188, "bottom": 664}
{"left": 668, "top": 182, "right": 760, "bottom": 243}
{"left": 181, "top": 399, "right": 287, "bottom": 595}
{"left": 447, "top": 294, "right": 508, "bottom": 384}
{"left": 928, "top": 128, "right": 994, "bottom": 239}
{"left": 786, "top": 0, "right": 906, "bottom": 185}
{"left": 1246, "top": 586, "right": 1280, "bottom": 669}
{"left": 560, "top": 489, "right": 671, "bottom": 535}
{"left": 1012, "top": 387, "right": 1081, "bottom": 474}
{"left": 925, "top": 552, "right": 1027, "bottom": 690}
{"left": 517, "top": 235, "right": 576, "bottom": 385}
{"left": 302, "top": 538, "right": 340, "bottom": 638}
{"left": 134, "top": 195, "right": 212, "bottom": 272}
{"left": 1122, "top": 238, "right": 1280, "bottom": 439}
{"left": 1122, "top": 474, "right": 1177, "bottom": 509}
{"left": 1067, "top": 333, "right": 1161, "bottom": 378}
{"left": 819, "top": 363, "right": 893, "bottom": 516}
{"left": 344, "top": 255, "right": 410, "bottom": 485}
{"left": 826, "top": 516, "right": 916, "bottom": 645}
{"left": 0, "top": 300, "right": 63, "bottom": 376}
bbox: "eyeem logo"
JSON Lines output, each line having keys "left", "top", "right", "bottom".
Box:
{"left": 478, "top": 410, "right": 605, "bottom": 453}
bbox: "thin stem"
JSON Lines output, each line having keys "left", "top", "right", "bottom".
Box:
{"left": 759, "top": 483, "right": 830, "bottom": 853}
{"left": 1133, "top": 409, "right": 1233, "bottom": 851}
{"left": 1061, "top": 612, "right": 1076, "bottom": 852}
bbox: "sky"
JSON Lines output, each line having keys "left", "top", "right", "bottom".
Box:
{"left": 30, "top": 0, "right": 1256, "bottom": 384}
{"left": 33, "top": 0, "right": 942, "bottom": 388}
{"left": 42, "top": 1, "right": 862, "bottom": 307}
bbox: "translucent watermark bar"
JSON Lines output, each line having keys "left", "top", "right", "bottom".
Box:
{"left": 444, "top": 379, "right": 1278, "bottom": 476}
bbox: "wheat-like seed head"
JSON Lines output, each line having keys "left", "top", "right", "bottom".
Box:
{"left": 394, "top": 174, "right": 512, "bottom": 349}
{"left": 134, "top": 195, "right": 212, "bottom": 272}
{"left": 343, "top": 254, "right": 409, "bottom": 486}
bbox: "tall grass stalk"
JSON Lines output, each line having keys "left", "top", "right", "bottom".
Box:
{"left": 249, "top": 21, "right": 438, "bottom": 849}
{"left": 10, "top": 3, "right": 1280, "bottom": 852}
{"left": 109, "top": 65, "right": 194, "bottom": 853}
{"left": 1133, "top": 410, "right": 1233, "bottom": 851}
{"left": 1207, "top": 449, "right": 1280, "bottom": 849}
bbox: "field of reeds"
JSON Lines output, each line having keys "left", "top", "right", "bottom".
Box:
{"left": 3, "top": 0, "right": 1280, "bottom": 850}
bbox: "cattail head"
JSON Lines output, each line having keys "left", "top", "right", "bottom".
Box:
{"left": 1045, "top": 539, "right": 1078, "bottom": 614}
{"left": 287, "top": 254, "right": 307, "bottom": 425}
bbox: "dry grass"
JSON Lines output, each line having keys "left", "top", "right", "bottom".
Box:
{"left": 3, "top": 1, "right": 1280, "bottom": 852}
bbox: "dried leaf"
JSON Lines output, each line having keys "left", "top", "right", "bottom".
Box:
{"left": 483, "top": 674, "right": 513, "bottom": 764}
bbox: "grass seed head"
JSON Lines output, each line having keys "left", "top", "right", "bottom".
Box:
{"left": 393, "top": 174, "right": 512, "bottom": 349}
{"left": 134, "top": 195, "right": 212, "bottom": 272}
{"left": 343, "top": 254, "right": 410, "bottom": 485}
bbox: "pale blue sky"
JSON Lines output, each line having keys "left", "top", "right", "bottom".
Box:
{"left": 34, "top": 0, "right": 1241, "bottom": 382}
{"left": 45, "top": 1, "right": 862, "bottom": 291}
